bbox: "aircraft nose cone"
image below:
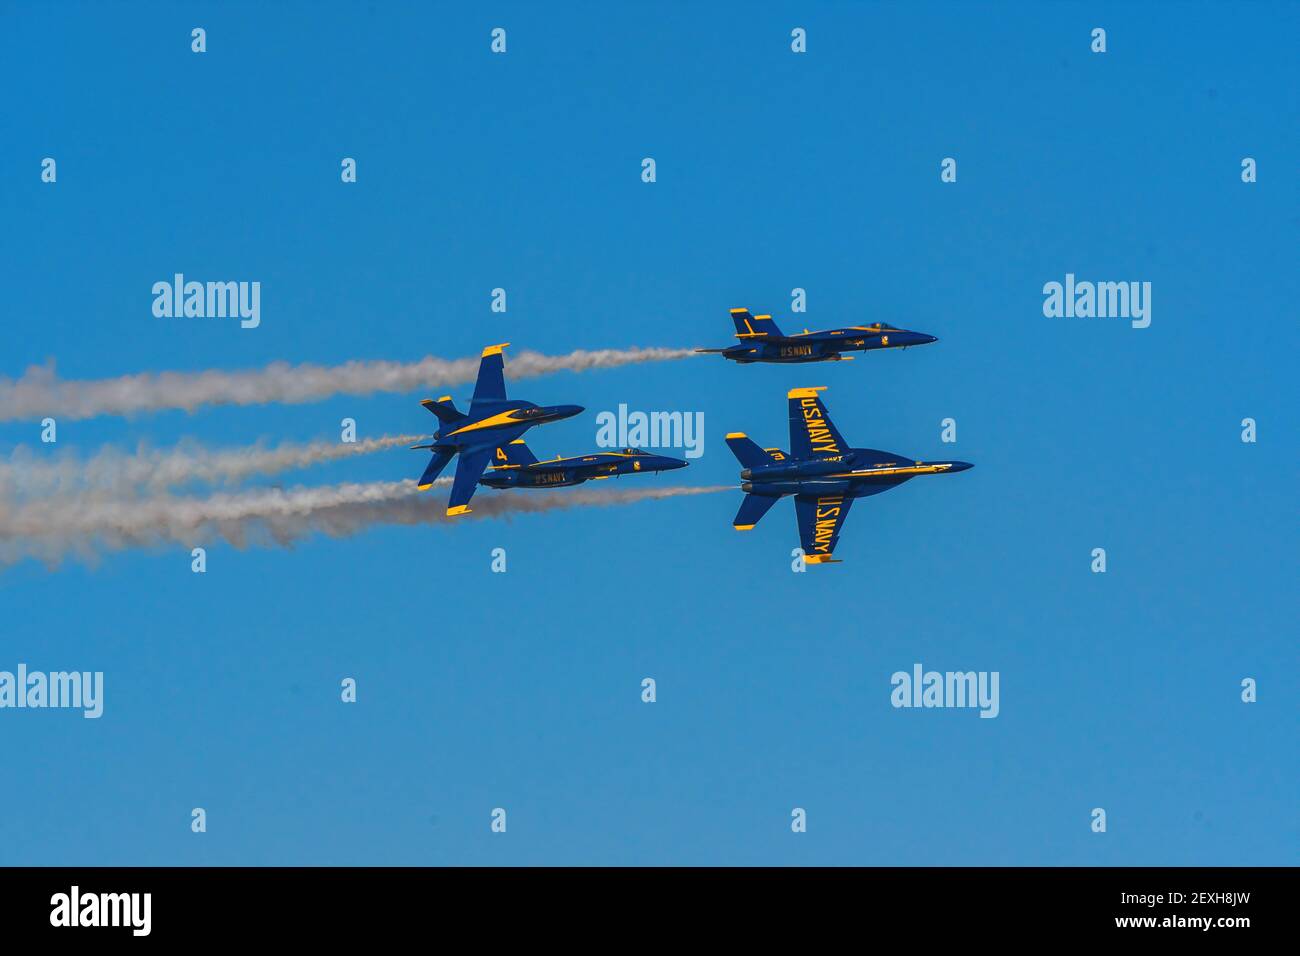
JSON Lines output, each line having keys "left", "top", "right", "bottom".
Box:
{"left": 551, "top": 404, "right": 584, "bottom": 420}
{"left": 949, "top": 461, "right": 973, "bottom": 473}
{"left": 924, "top": 334, "right": 939, "bottom": 344}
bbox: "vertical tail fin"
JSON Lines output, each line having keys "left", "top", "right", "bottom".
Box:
{"left": 730, "top": 308, "right": 784, "bottom": 338}
{"left": 493, "top": 439, "right": 538, "bottom": 469}
{"left": 420, "top": 396, "right": 466, "bottom": 425}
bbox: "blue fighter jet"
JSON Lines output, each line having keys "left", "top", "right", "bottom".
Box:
{"left": 696, "top": 308, "right": 938, "bottom": 364}
{"left": 725, "top": 387, "right": 972, "bottom": 564}
{"left": 411, "top": 343, "right": 583, "bottom": 515}
{"left": 479, "top": 440, "right": 688, "bottom": 489}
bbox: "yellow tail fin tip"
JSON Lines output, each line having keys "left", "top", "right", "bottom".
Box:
{"left": 787, "top": 386, "right": 827, "bottom": 399}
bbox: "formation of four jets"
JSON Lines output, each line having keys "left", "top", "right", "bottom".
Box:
{"left": 411, "top": 308, "right": 972, "bottom": 563}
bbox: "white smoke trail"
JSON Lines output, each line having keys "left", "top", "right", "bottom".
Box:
{"left": 0, "top": 347, "right": 697, "bottom": 421}
{"left": 0, "top": 479, "right": 730, "bottom": 568}
{"left": 0, "top": 434, "right": 423, "bottom": 498}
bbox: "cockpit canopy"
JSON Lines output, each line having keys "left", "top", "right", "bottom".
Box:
{"left": 621, "top": 448, "right": 647, "bottom": 456}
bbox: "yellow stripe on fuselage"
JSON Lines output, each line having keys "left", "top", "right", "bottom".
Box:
{"left": 489, "top": 452, "right": 634, "bottom": 470}
{"left": 447, "top": 409, "right": 528, "bottom": 436}
{"left": 825, "top": 463, "right": 953, "bottom": 479}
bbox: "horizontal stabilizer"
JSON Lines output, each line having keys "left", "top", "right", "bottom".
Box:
{"left": 417, "top": 447, "right": 456, "bottom": 490}
{"left": 725, "top": 433, "right": 773, "bottom": 468}
{"left": 733, "top": 492, "right": 782, "bottom": 530}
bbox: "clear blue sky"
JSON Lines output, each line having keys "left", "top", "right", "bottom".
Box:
{"left": 1, "top": 1, "right": 1295, "bottom": 865}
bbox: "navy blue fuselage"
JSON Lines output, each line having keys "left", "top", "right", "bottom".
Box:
{"left": 410, "top": 343, "right": 583, "bottom": 515}
{"left": 697, "top": 308, "right": 938, "bottom": 364}
{"left": 725, "top": 387, "right": 972, "bottom": 563}
{"left": 480, "top": 444, "right": 688, "bottom": 489}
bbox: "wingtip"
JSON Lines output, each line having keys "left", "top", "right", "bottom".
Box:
{"left": 481, "top": 343, "right": 511, "bottom": 357}
{"left": 446, "top": 504, "right": 472, "bottom": 516}
{"left": 787, "top": 386, "right": 828, "bottom": 399}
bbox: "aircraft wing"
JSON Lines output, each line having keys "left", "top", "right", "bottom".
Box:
{"left": 795, "top": 493, "right": 853, "bottom": 564}
{"left": 469, "top": 343, "right": 509, "bottom": 414}
{"left": 445, "top": 446, "right": 494, "bottom": 516}
{"left": 787, "top": 387, "right": 850, "bottom": 459}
